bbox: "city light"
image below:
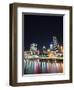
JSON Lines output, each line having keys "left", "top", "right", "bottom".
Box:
{"left": 24, "top": 36, "right": 63, "bottom": 74}
{"left": 24, "top": 36, "right": 63, "bottom": 60}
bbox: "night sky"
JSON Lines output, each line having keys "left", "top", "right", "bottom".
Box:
{"left": 24, "top": 14, "right": 63, "bottom": 50}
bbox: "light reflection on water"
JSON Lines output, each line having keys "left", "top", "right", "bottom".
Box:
{"left": 24, "top": 59, "right": 63, "bottom": 74}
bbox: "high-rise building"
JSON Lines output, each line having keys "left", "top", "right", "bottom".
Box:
{"left": 50, "top": 43, "right": 53, "bottom": 50}
{"left": 42, "top": 45, "right": 47, "bottom": 55}
{"left": 53, "top": 36, "right": 58, "bottom": 51}
{"left": 30, "top": 43, "right": 37, "bottom": 52}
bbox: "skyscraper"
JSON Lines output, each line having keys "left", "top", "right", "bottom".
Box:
{"left": 53, "top": 36, "right": 58, "bottom": 51}
{"left": 50, "top": 43, "right": 53, "bottom": 50}
{"left": 30, "top": 43, "right": 37, "bottom": 51}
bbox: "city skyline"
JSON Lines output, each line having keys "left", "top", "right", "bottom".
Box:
{"left": 25, "top": 36, "right": 63, "bottom": 52}
{"left": 24, "top": 15, "right": 63, "bottom": 50}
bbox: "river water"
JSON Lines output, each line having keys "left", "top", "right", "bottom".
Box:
{"left": 24, "top": 59, "right": 63, "bottom": 74}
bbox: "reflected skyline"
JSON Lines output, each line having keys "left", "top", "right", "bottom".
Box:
{"left": 23, "top": 14, "right": 63, "bottom": 74}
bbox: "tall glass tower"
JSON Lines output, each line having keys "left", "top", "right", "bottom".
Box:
{"left": 53, "top": 36, "right": 58, "bottom": 51}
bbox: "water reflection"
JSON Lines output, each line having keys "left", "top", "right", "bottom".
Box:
{"left": 24, "top": 59, "right": 63, "bottom": 74}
